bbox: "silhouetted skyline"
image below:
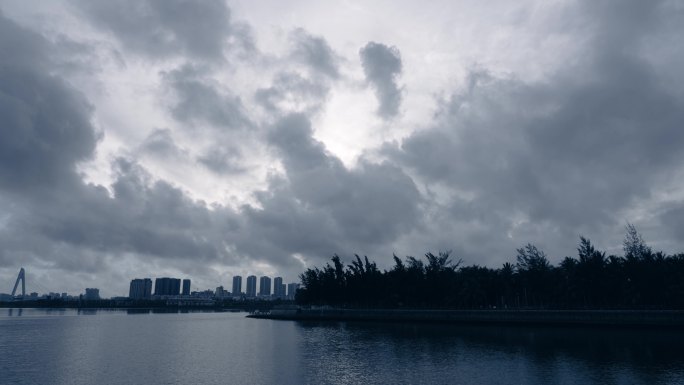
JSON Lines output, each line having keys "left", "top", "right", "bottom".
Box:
{"left": 298, "top": 225, "right": 684, "bottom": 309}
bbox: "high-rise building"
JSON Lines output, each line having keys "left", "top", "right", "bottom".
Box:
{"left": 129, "top": 278, "right": 152, "bottom": 300}
{"left": 232, "top": 276, "right": 242, "bottom": 296}
{"left": 259, "top": 276, "right": 271, "bottom": 297}
{"left": 171, "top": 278, "right": 181, "bottom": 295}
{"left": 215, "top": 286, "right": 225, "bottom": 298}
{"left": 154, "top": 278, "right": 181, "bottom": 296}
{"left": 84, "top": 288, "right": 100, "bottom": 300}
{"left": 246, "top": 275, "right": 257, "bottom": 297}
{"left": 154, "top": 278, "right": 168, "bottom": 296}
{"left": 274, "top": 277, "right": 286, "bottom": 299}
{"left": 182, "top": 279, "right": 191, "bottom": 296}
{"left": 287, "top": 283, "right": 300, "bottom": 300}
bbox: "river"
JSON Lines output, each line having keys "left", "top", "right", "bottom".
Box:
{"left": 1, "top": 308, "right": 683, "bottom": 384}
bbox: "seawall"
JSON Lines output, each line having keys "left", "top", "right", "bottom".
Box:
{"left": 247, "top": 308, "right": 684, "bottom": 327}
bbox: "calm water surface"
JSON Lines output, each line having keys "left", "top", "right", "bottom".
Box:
{"left": 1, "top": 308, "right": 683, "bottom": 384}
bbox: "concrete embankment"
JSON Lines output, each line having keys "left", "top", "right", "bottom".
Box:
{"left": 247, "top": 308, "right": 684, "bottom": 327}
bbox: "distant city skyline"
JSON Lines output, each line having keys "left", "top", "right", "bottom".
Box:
{"left": 1, "top": 267, "right": 300, "bottom": 299}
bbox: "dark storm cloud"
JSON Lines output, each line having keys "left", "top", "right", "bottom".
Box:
{"left": 0, "top": 157, "right": 245, "bottom": 291}
{"left": 359, "top": 42, "right": 403, "bottom": 119}
{"left": 0, "top": 10, "right": 47, "bottom": 67}
{"left": 3, "top": 0, "right": 684, "bottom": 295}
{"left": 289, "top": 29, "right": 340, "bottom": 79}
{"left": 81, "top": 159, "right": 230, "bottom": 260}
{"left": 258, "top": 114, "right": 422, "bottom": 252}
{"left": 207, "top": 114, "right": 423, "bottom": 266}
{"left": 1, "top": 8, "right": 418, "bottom": 285}
{"left": 387, "top": 0, "right": 684, "bottom": 262}
{"left": 72, "top": 0, "right": 253, "bottom": 61}
{"left": 0, "top": 12, "right": 100, "bottom": 193}
{"left": 162, "top": 64, "right": 251, "bottom": 130}
{"left": 25, "top": 159, "right": 222, "bottom": 260}
{"left": 0, "top": 12, "right": 236, "bottom": 282}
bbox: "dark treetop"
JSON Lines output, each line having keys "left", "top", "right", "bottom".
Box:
{"left": 296, "top": 224, "right": 684, "bottom": 310}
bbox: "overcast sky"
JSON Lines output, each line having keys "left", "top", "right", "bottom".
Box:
{"left": 1, "top": 0, "right": 683, "bottom": 297}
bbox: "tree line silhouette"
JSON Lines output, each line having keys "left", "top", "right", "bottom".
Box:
{"left": 296, "top": 225, "right": 684, "bottom": 309}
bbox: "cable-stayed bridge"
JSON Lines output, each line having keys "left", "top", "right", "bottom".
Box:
{"left": 11, "top": 267, "right": 25, "bottom": 299}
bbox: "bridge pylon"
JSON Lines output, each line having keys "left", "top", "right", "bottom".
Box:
{"left": 11, "top": 267, "right": 25, "bottom": 299}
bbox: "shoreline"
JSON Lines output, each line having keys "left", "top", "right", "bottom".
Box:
{"left": 0, "top": 299, "right": 283, "bottom": 311}
{"left": 247, "top": 308, "right": 684, "bottom": 328}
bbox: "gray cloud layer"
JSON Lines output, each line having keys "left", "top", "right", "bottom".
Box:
{"left": 289, "top": 29, "right": 340, "bottom": 79}
{"left": 228, "top": 114, "right": 423, "bottom": 267}
{"left": 386, "top": 0, "right": 684, "bottom": 261}
{"left": 0, "top": 11, "right": 235, "bottom": 292}
{"left": 1, "top": 0, "right": 684, "bottom": 295}
{"left": 73, "top": 0, "right": 253, "bottom": 62}
{"left": 0, "top": 13, "right": 99, "bottom": 193}
{"left": 255, "top": 71, "right": 329, "bottom": 115}
{"left": 0, "top": 9, "right": 419, "bottom": 293}
{"left": 162, "top": 64, "right": 251, "bottom": 130}
{"left": 360, "top": 42, "right": 403, "bottom": 119}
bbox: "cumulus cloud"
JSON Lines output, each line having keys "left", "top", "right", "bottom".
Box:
{"left": 238, "top": 114, "right": 422, "bottom": 260}
{"left": 2, "top": 0, "right": 684, "bottom": 296}
{"left": 359, "top": 42, "right": 403, "bottom": 119}
{"left": 138, "top": 129, "right": 186, "bottom": 159}
{"left": 38, "top": 159, "right": 227, "bottom": 262}
{"left": 72, "top": 0, "right": 253, "bottom": 61}
{"left": 386, "top": 0, "right": 684, "bottom": 262}
{"left": 197, "top": 145, "right": 247, "bottom": 174}
{"left": 162, "top": 64, "right": 252, "bottom": 131}
{"left": 0, "top": 12, "right": 100, "bottom": 193}
{"left": 255, "top": 71, "right": 329, "bottom": 115}
{"left": 0, "top": 11, "right": 238, "bottom": 293}
{"left": 0, "top": 12, "right": 420, "bottom": 293}
{"left": 255, "top": 31, "right": 339, "bottom": 115}
{"left": 289, "top": 28, "right": 340, "bottom": 79}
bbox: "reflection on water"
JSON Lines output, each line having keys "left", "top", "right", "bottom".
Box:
{"left": 7, "top": 308, "right": 22, "bottom": 317}
{"left": 0, "top": 309, "right": 683, "bottom": 385}
{"left": 126, "top": 308, "right": 151, "bottom": 315}
{"left": 2, "top": 307, "right": 237, "bottom": 317}
{"left": 295, "top": 321, "right": 684, "bottom": 384}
